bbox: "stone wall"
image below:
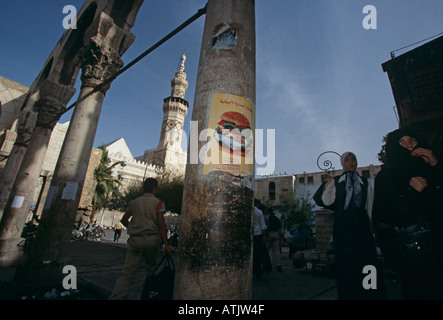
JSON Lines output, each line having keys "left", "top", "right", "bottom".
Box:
{"left": 0, "top": 76, "right": 29, "bottom": 170}
{"left": 41, "top": 122, "right": 69, "bottom": 172}
{"left": 254, "top": 175, "right": 295, "bottom": 207}
{"left": 314, "top": 209, "right": 334, "bottom": 253}
{"left": 255, "top": 165, "right": 382, "bottom": 211}
{"left": 0, "top": 76, "right": 29, "bottom": 131}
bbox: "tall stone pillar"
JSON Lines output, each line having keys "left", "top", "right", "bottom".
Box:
{"left": 26, "top": 39, "right": 123, "bottom": 267}
{"left": 0, "top": 99, "right": 37, "bottom": 220}
{"left": 0, "top": 81, "right": 74, "bottom": 267}
{"left": 174, "top": 0, "right": 256, "bottom": 300}
{"left": 10, "top": 2, "right": 143, "bottom": 292}
{"left": 12, "top": 39, "right": 123, "bottom": 289}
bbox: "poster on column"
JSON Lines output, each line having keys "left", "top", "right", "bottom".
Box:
{"left": 203, "top": 93, "right": 254, "bottom": 176}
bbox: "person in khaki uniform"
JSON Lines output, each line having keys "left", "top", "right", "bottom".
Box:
{"left": 113, "top": 221, "right": 124, "bottom": 242}
{"left": 109, "top": 178, "right": 172, "bottom": 300}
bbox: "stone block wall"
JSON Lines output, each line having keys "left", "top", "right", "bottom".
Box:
{"left": 0, "top": 76, "right": 29, "bottom": 131}
{"left": 41, "top": 122, "right": 69, "bottom": 173}
{"left": 0, "top": 76, "right": 29, "bottom": 171}
{"left": 314, "top": 209, "right": 334, "bottom": 253}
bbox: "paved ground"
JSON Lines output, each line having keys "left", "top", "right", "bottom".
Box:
{"left": 0, "top": 229, "right": 402, "bottom": 301}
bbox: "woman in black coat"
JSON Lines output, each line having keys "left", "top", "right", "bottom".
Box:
{"left": 373, "top": 127, "right": 443, "bottom": 300}
{"left": 314, "top": 152, "right": 386, "bottom": 300}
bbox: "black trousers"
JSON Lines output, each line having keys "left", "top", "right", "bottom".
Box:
{"left": 114, "top": 229, "right": 122, "bottom": 241}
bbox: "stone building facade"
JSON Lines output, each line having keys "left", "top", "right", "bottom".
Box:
{"left": 1, "top": 63, "right": 383, "bottom": 230}
{"left": 0, "top": 77, "right": 72, "bottom": 218}
{"left": 382, "top": 35, "right": 443, "bottom": 160}
{"left": 254, "top": 164, "right": 382, "bottom": 209}
{"left": 255, "top": 165, "right": 382, "bottom": 256}
{"left": 0, "top": 52, "right": 189, "bottom": 227}
{"left": 0, "top": 76, "right": 29, "bottom": 170}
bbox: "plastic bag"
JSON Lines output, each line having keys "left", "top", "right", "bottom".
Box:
{"left": 141, "top": 254, "right": 175, "bottom": 300}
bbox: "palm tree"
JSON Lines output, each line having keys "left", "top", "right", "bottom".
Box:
{"left": 90, "top": 146, "right": 123, "bottom": 223}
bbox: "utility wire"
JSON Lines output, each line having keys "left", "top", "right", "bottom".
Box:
{"left": 390, "top": 31, "right": 443, "bottom": 58}
{"left": 55, "top": 4, "right": 207, "bottom": 121}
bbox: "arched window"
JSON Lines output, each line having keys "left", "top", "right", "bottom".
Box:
{"left": 269, "top": 181, "right": 276, "bottom": 201}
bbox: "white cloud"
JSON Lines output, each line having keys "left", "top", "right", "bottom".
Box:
{"left": 257, "top": 61, "right": 354, "bottom": 172}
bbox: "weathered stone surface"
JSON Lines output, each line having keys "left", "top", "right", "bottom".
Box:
{"left": 314, "top": 210, "right": 334, "bottom": 253}
{"left": 78, "top": 148, "right": 102, "bottom": 209}
{"left": 174, "top": 0, "right": 255, "bottom": 300}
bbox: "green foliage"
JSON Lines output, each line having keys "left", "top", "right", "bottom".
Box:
{"left": 377, "top": 135, "right": 388, "bottom": 166}
{"left": 275, "top": 191, "right": 315, "bottom": 230}
{"left": 156, "top": 175, "right": 184, "bottom": 214}
{"left": 91, "top": 146, "right": 123, "bottom": 221}
{"left": 107, "top": 174, "right": 184, "bottom": 214}
{"left": 107, "top": 181, "right": 144, "bottom": 212}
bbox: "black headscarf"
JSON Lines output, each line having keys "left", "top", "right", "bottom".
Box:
{"left": 385, "top": 127, "right": 433, "bottom": 181}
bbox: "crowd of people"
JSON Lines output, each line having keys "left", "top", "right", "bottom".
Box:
{"left": 253, "top": 199, "right": 313, "bottom": 279}
{"left": 252, "top": 126, "right": 443, "bottom": 300}
{"left": 107, "top": 127, "right": 442, "bottom": 300}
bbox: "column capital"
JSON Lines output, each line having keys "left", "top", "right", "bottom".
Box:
{"left": 33, "top": 98, "right": 66, "bottom": 129}
{"left": 34, "top": 80, "right": 76, "bottom": 129}
{"left": 79, "top": 37, "right": 124, "bottom": 91}
{"left": 15, "top": 110, "right": 37, "bottom": 147}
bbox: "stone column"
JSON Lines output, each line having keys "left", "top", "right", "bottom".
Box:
{"left": 0, "top": 99, "right": 37, "bottom": 220}
{"left": 0, "top": 81, "right": 74, "bottom": 267}
{"left": 14, "top": 39, "right": 123, "bottom": 289}
{"left": 174, "top": 0, "right": 256, "bottom": 300}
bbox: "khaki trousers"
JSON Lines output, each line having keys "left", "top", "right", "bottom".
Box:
{"left": 109, "top": 234, "right": 160, "bottom": 299}
{"left": 268, "top": 231, "right": 282, "bottom": 267}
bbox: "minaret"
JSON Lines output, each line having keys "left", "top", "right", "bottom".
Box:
{"left": 151, "top": 52, "right": 189, "bottom": 173}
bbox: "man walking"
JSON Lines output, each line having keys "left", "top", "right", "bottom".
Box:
{"left": 109, "top": 178, "right": 172, "bottom": 299}
{"left": 113, "top": 221, "right": 124, "bottom": 242}
{"left": 253, "top": 200, "right": 268, "bottom": 279}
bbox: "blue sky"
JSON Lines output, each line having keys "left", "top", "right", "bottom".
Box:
{"left": 1, "top": 1, "right": 443, "bottom": 175}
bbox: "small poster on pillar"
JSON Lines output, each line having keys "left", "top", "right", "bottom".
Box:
{"left": 203, "top": 93, "right": 254, "bottom": 176}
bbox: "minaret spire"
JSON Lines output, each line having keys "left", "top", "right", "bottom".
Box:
{"left": 144, "top": 52, "right": 189, "bottom": 174}
{"left": 170, "top": 51, "right": 188, "bottom": 99}
{"left": 178, "top": 51, "right": 186, "bottom": 72}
